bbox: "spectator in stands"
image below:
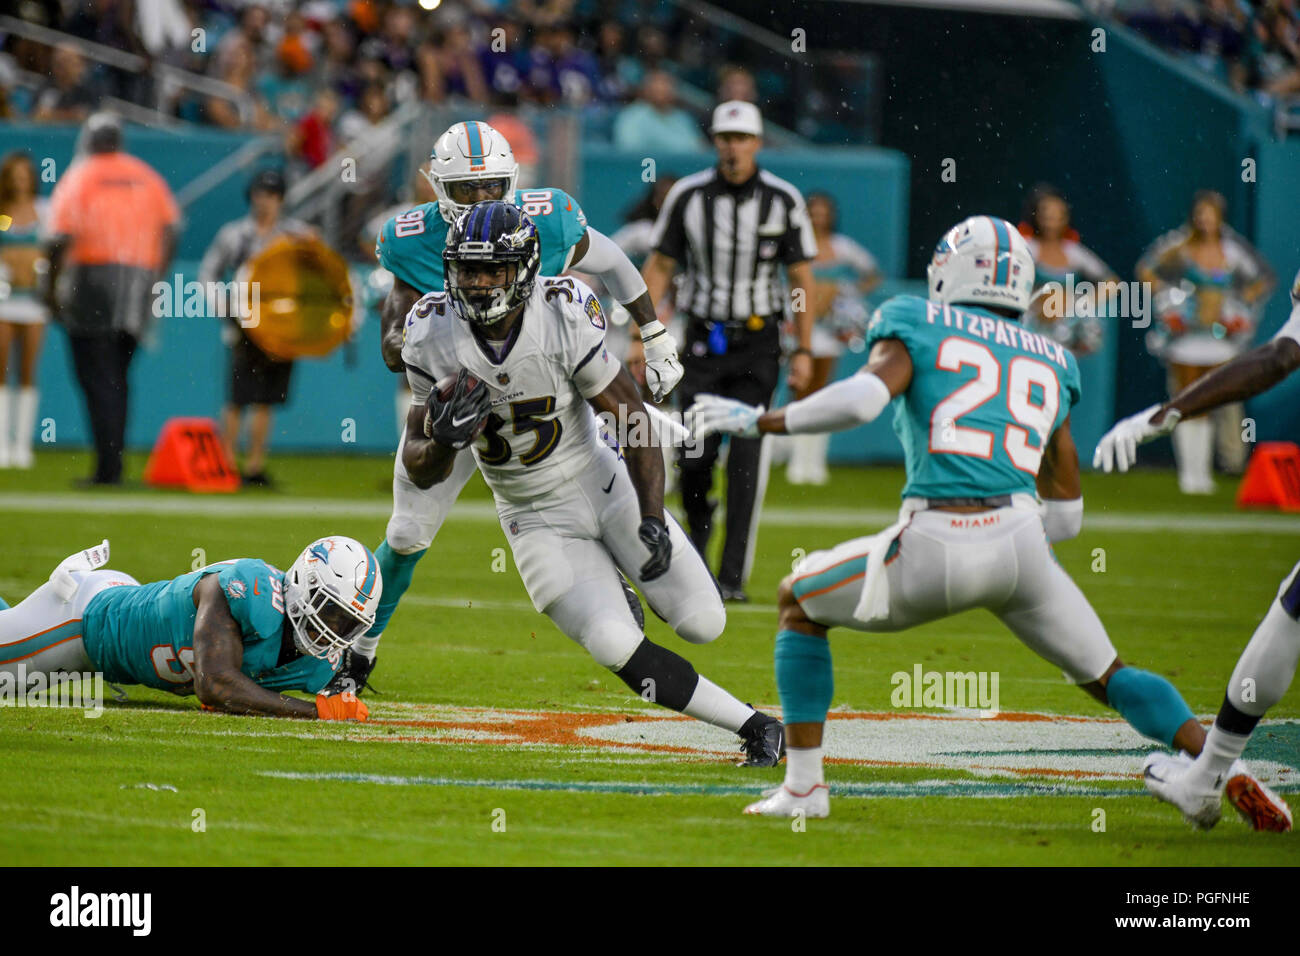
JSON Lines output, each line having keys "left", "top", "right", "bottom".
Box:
{"left": 1018, "top": 183, "right": 1117, "bottom": 357}
{"left": 1195, "top": 0, "right": 1248, "bottom": 88}
{"left": 258, "top": 34, "right": 316, "bottom": 125}
{"left": 377, "top": 3, "right": 420, "bottom": 78}
{"left": 62, "top": 0, "right": 148, "bottom": 103}
{"left": 1124, "top": 0, "right": 1199, "bottom": 52}
{"left": 594, "top": 21, "right": 637, "bottom": 103}
{"left": 338, "top": 83, "right": 398, "bottom": 249}
{"left": 527, "top": 21, "right": 602, "bottom": 105}
{"left": 45, "top": 113, "right": 179, "bottom": 487}
{"left": 717, "top": 64, "right": 758, "bottom": 104}
{"left": 198, "top": 168, "right": 314, "bottom": 488}
{"left": 30, "top": 45, "right": 97, "bottom": 124}
{"left": 786, "top": 191, "right": 881, "bottom": 485}
{"left": 214, "top": 4, "right": 273, "bottom": 76}
{"left": 479, "top": 14, "right": 530, "bottom": 103}
{"left": 289, "top": 87, "right": 340, "bottom": 171}
{"left": 0, "top": 152, "right": 50, "bottom": 470}
{"left": 629, "top": 24, "right": 671, "bottom": 86}
{"left": 206, "top": 39, "right": 275, "bottom": 130}
{"left": 421, "top": 21, "right": 489, "bottom": 104}
{"left": 1254, "top": 3, "right": 1300, "bottom": 96}
{"left": 314, "top": 18, "right": 360, "bottom": 104}
{"left": 1136, "top": 189, "right": 1275, "bottom": 494}
{"left": 612, "top": 70, "right": 706, "bottom": 153}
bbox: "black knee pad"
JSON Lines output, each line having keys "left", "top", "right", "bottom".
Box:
{"left": 614, "top": 638, "right": 700, "bottom": 711}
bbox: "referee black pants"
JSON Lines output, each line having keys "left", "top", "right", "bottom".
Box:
{"left": 68, "top": 331, "right": 138, "bottom": 484}
{"left": 677, "top": 323, "right": 780, "bottom": 589}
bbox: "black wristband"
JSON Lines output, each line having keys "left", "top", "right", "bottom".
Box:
{"left": 792, "top": 347, "right": 812, "bottom": 358}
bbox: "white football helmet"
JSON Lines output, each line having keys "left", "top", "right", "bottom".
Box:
{"left": 424, "top": 120, "right": 519, "bottom": 224}
{"left": 284, "top": 536, "right": 382, "bottom": 660}
{"left": 927, "top": 216, "right": 1035, "bottom": 314}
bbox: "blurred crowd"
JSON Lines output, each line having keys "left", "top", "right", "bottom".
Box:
{"left": 0, "top": 0, "right": 783, "bottom": 152}
{"left": 1111, "top": 0, "right": 1300, "bottom": 100}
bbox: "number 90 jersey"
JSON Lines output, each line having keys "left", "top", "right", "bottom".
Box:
{"left": 866, "top": 295, "right": 1082, "bottom": 500}
{"left": 375, "top": 188, "right": 588, "bottom": 295}
{"left": 402, "top": 276, "right": 622, "bottom": 504}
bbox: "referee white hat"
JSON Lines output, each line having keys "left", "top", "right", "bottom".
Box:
{"left": 710, "top": 100, "right": 763, "bottom": 137}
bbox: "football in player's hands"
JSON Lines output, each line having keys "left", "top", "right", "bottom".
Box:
{"left": 638, "top": 516, "right": 672, "bottom": 581}
{"left": 425, "top": 368, "right": 491, "bottom": 448}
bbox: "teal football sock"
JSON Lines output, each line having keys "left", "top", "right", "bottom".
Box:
{"left": 1105, "top": 666, "right": 1195, "bottom": 747}
{"left": 0, "top": 595, "right": 8, "bottom": 611}
{"left": 367, "top": 541, "right": 428, "bottom": 636}
{"left": 775, "top": 629, "right": 833, "bottom": 724}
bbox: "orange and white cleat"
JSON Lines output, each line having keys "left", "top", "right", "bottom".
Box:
{"left": 1225, "top": 766, "right": 1292, "bottom": 833}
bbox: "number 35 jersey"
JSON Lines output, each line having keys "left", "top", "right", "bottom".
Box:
{"left": 401, "top": 277, "right": 622, "bottom": 504}
{"left": 866, "top": 295, "right": 1082, "bottom": 500}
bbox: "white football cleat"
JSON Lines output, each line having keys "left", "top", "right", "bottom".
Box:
{"left": 48, "top": 539, "right": 111, "bottom": 603}
{"left": 1225, "top": 761, "right": 1293, "bottom": 833}
{"left": 743, "top": 783, "right": 829, "bottom": 818}
{"left": 1142, "top": 752, "right": 1221, "bottom": 830}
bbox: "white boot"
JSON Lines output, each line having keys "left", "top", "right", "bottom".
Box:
{"left": 13, "top": 386, "right": 37, "bottom": 469}
{"left": 0, "top": 387, "right": 10, "bottom": 468}
{"left": 1172, "top": 418, "right": 1214, "bottom": 494}
{"left": 788, "top": 432, "right": 830, "bottom": 485}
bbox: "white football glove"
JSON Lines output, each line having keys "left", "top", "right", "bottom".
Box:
{"left": 685, "top": 394, "right": 764, "bottom": 441}
{"left": 639, "top": 320, "right": 683, "bottom": 403}
{"left": 1093, "top": 403, "right": 1182, "bottom": 473}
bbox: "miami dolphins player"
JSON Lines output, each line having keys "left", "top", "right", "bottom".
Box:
{"left": 347, "top": 120, "right": 683, "bottom": 692}
{"left": 689, "top": 216, "right": 1273, "bottom": 818}
{"left": 0, "top": 536, "right": 378, "bottom": 720}
{"left": 1094, "top": 265, "right": 1300, "bottom": 832}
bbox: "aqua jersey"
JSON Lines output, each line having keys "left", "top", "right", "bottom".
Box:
{"left": 81, "top": 559, "right": 339, "bottom": 695}
{"left": 865, "top": 295, "right": 1082, "bottom": 500}
{"left": 375, "top": 188, "right": 589, "bottom": 293}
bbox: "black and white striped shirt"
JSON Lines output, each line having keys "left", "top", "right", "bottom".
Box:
{"left": 650, "top": 166, "right": 817, "bottom": 323}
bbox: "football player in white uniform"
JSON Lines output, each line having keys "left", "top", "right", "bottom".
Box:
{"left": 334, "top": 121, "right": 685, "bottom": 694}
{"left": 1093, "top": 266, "right": 1300, "bottom": 832}
{"left": 397, "top": 200, "right": 784, "bottom": 765}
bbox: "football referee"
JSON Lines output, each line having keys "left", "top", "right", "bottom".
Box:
{"left": 642, "top": 101, "right": 818, "bottom": 601}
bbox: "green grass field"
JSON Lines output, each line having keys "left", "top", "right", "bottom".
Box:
{"left": 1, "top": 450, "right": 1297, "bottom": 866}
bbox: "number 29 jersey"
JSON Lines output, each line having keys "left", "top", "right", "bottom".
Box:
{"left": 401, "top": 276, "right": 622, "bottom": 504}
{"left": 866, "top": 295, "right": 1082, "bottom": 500}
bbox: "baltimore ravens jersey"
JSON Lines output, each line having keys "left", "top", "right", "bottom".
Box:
{"left": 402, "top": 276, "right": 621, "bottom": 504}
{"left": 81, "top": 559, "right": 340, "bottom": 695}
{"left": 375, "top": 188, "right": 588, "bottom": 293}
{"left": 866, "top": 295, "right": 1082, "bottom": 500}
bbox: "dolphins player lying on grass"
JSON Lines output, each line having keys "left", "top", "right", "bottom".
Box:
{"left": 688, "top": 215, "right": 1279, "bottom": 821}
{"left": 0, "top": 537, "right": 379, "bottom": 721}
{"left": 1092, "top": 265, "right": 1300, "bottom": 833}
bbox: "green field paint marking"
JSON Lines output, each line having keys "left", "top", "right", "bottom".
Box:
{"left": 257, "top": 770, "right": 1150, "bottom": 799}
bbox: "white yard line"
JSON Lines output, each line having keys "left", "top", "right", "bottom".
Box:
{"left": 2, "top": 492, "right": 1297, "bottom": 534}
